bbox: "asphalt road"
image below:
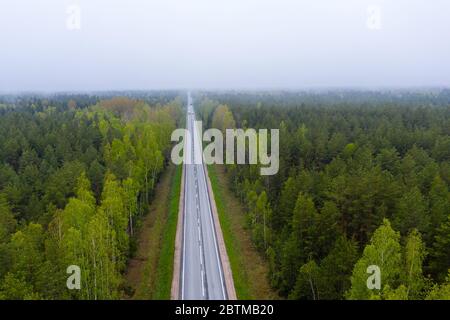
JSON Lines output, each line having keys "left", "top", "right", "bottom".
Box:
{"left": 181, "top": 93, "right": 227, "bottom": 300}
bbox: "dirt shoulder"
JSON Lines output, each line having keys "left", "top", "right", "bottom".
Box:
{"left": 208, "top": 165, "right": 279, "bottom": 299}
{"left": 123, "top": 164, "right": 177, "bottom": 299}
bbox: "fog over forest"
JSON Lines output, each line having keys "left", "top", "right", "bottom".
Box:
{"left": 1, "top": 0, "right": 449, "bottom": 91}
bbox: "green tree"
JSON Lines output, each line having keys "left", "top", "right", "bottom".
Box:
{"left": 290, "top": 260, "right": 321, "bottom": 300}
{"left": 276, "top": 177, "right": 299, "bottom": 232}
{"left": 6, "top": 223, "right": 46, "bottom": 298}
{"left": 0, "top": 272, "right": 39, "bottom": 300}
{"left": 100, "top": 173, "right": 128, "bottom": 268}
{"left": 280, "top": 193, "right": 318, "bottom": 294}
{"left": 60, "top": 172, "right": 96, "bottom": 233}
{"left": 426, "top": 270, "right": 450, "bottom": 300}
{"left": 319, "top": 236, "right": 358, "bottom": 299}
{"left": 0, "top": 194, "right": 16, "bottom": 242}
{"left": 348, "top": 219, "right": 402, "bottom": 299}
{"left": 211, "top": 104, "right": 236, "bottom": 133}
{"left": 258, "top": 192, "right": 272, "bottom": 250}
{"left": 428, "top": 175, "right": 449, "bottom": 232}
{"left": 85, "top": 209, "right": 120, "bottom": 299}
{"left": 403, "top": 229, "right": 426, "bottom": 299}
{"left": 197, "top": 98, "right": 217, "bottom": 128}
{"left": 393, "top": 187, "right": 429, "bottom": 236}
{"left": 122, "top": 177, "right": 139, "bottom": 236}
{"left": 135, "top": 125, "right": 163, "bottom": 203}
{"left": 430, "top": 215, "right": 450, "bottom": 281}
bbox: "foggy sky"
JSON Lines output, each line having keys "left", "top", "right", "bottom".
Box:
{"left": 1, "top": 0, "right": 449, "bottom": 91}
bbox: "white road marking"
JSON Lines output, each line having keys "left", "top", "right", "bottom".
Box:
{"left": 201, "top": 269, "right": 205, "bottom": 297}
{"left": 181, "top": 164, "right": 187, "bottom": 300}
{"left": 182, "top": 93, "right": 226, "bottom": 300}
{"left": 200, "top": 163, "right": 227, "bottom": 299}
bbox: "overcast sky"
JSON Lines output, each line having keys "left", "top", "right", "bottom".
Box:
{"left": 0, "top": 0, "right": 449, "bottom": 91}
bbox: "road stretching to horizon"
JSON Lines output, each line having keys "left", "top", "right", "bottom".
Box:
{"left": 181, "top": 92, "right": 227, "bottom": 300}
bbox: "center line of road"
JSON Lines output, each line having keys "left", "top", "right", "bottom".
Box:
{"left": 196, "top": 191, "right": 208, "bottom": 299}
{"left": 199, "top": 162, "right": 227, "bottom": 299}
{"left": 182, "top": 94, "right": 227, "bottom": 300}
{"left": 201, "top": 270, "right": 205, "bottom": 297}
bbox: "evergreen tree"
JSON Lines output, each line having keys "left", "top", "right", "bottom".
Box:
{"left": 0, "top": 194, "right": 16, "bottom": 242}
{"left": 430, "top": 215, "right": 450, "bottom": 281}
{"left": 393, "top": 187, "right": 429, "bottom": 236}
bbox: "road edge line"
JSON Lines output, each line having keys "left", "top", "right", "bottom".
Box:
{"left": 203, "top": 163, "right": 238, "bottom": 300}
{"left": 170, "top": 164, "right": 185, "bottom": 300}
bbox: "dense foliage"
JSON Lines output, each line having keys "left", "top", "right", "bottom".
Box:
{"left": 197, "top": 90, "right": 450, "bottom": 300}
{"left": 0, "top": 94, "right": 182, "bottom": 299}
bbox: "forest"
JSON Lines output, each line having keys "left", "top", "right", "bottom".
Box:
{"left": 1, "top": 89, "right": 449, "bottom": 300}
{"left": 0, "top": 93, "right": 183, "bottom": 299}
{"left": 196, "top": 90, "right": 450, "bottom": 300}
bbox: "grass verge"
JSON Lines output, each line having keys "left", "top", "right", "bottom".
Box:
{"left": 207, "top": 164, "right": 278, "bottom": 299}
{"left": 123, "top": 164, "right": 182, "bottom": 299}
{"left": 153, "top": 164, "right": 182, "bottom": 299}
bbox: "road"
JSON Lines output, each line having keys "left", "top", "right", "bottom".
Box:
{"left": 181, "top": 92, "right": 227, "bottom": 300}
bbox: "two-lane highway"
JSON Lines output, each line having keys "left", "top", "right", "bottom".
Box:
{"left": 181, "top": 93, "right": 227, "bottom": 300}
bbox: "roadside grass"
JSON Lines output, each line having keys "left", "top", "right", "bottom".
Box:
{"left": 124, "top": 164, "right": 182, "bottom": 299}
{"left": 153, "top": 164, "right": 182, "bottom": 299}
{"left": 207, "top": 164, "right": 278, "bottom": 299}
